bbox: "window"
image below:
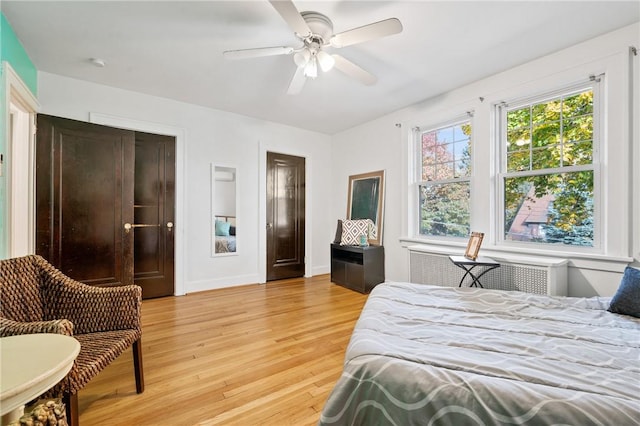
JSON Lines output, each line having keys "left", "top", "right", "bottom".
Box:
{"left": 417, "top": 118, "right": 472, "bottom": 237}
{"left": 499, "top": 83, "right": 598, "bottom": 247}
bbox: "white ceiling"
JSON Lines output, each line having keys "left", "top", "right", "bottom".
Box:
{"left": 3, "top": 1, "right": 639, "bottom": 134}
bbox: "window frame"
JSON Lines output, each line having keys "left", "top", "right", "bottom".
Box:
{"left": 413, "top": 114, "right": 474, "bottom": 240}
{"left": 496, "top": 78, "right": 603, "bottom": 252}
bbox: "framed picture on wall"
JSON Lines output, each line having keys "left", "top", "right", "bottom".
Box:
{"left": 347, "top": 170, "right": 385, "bottom": 246}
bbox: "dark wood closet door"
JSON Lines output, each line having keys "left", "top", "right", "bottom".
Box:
{"left": 36, "top": 115, "right": 134, "bottom": 286}
{"left": 36, "top": 116, "right": 176, "bottom": 297}
{"left": 134, "top": 132, "right": 175, "bottom": 298}
{"left": 266, "top": 152, "right": 305, "bottom": 281}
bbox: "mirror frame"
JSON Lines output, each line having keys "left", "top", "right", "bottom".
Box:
{"left": 346, "top": 170, "right": 385, "bottom": 246}
{"left": 211, "top": 163, "right": 238, "bottom": 257}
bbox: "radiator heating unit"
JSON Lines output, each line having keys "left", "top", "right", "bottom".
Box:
{"left": 408, "top": 248, "right": 568, "bottom": 296}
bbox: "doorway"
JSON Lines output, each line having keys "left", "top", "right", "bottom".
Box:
{"left": 266, "top": 152, "right": 305, "bottom": 281}
{"left": 35, "top": 115, "right": 175, "bottom": 298}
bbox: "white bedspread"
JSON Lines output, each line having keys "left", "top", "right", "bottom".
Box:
{"left": 320, "top": 282, "right": 640, "bottom": 425}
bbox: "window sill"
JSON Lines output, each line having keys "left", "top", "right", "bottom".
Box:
{"left": 399, "top": 237, "right": 632, "bottom": 272}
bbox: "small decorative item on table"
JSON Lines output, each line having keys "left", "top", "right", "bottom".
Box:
{"left": 464, "top": 231, "right": 484, "bottom": 260}
{"left": 451, "top": 232, "right": 499, "bottom": 288}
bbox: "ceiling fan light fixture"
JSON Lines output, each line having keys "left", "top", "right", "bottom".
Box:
{"left": 224, "top": 1, "right": 403, "bottom": 93}
{"left": 293, "top": 49, "right": 311, "bottom": 67}
{"left": 303, "top": 56, "right": 318, "bottom": 78}
{"left": 317, "top": 50, "right": 335, "bottom": 72}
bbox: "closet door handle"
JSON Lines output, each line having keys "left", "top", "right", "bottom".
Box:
{"left": 124, "top": 223, "right": 161, "bottom": 234}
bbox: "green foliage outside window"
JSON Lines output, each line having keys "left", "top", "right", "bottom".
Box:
{"left": 420, "top": 181, "right": 470, "bottom": 237}
{"left": 504, "top": 89, "right": 595, "bottom": 246}
{"left": 420, "top": 121, "right": 471, "bottom": 237}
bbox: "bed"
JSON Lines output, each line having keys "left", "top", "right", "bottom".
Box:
{"left": 320, "top": 281, "right": 640, "bottom": 425}
{"left": 215, "top": 235, "right": 236, "bottom": 253}
{"left": 214, "top": 216, "right": 236, "bottom": 254}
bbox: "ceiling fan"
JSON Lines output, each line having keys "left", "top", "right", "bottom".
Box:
{"left": 223, "top": 0, "right": 403, "bottom": 94}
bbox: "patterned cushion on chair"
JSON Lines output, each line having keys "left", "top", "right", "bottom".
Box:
{"left": 340, "top": 219, "right": 374, "bottom": 246}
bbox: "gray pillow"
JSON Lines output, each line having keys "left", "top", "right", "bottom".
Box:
{"left": 608, "top": 266, "right": 640, "bottom": 318}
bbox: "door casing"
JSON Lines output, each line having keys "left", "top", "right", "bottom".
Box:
{"left": 3, "top": 62, "right": 39, "bottom": 259}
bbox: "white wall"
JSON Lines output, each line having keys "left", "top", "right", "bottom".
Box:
{"left": 37, "top": 72, "right": 332, "bottom": 293}
{"left": 330, "top": 115, "right": 406, "bottom": 282}
{"left": 332, "top": 23, "right": 640, "bottom": 297}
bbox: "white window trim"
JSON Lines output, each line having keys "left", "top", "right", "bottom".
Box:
{"left": 495, "top": 77, "right": 604, "bottom": 254}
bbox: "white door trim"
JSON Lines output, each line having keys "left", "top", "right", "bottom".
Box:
{"left": 3, "top": 61, "right": 39, "bottom": 258}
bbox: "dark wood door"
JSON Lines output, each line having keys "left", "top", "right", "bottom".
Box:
{"left": 36, "top": 115, "right": 176, "bottom": 297}
{"left": 266, "top": 152, "right": 305, "bottom": 281}
{"left": 36, "top": 115, "right": 135, "bottom": 286}
{"left": 133, "top": 132, "right": 175, "bottom": 298}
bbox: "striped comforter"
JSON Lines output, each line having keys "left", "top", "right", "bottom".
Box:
{"left": 320, "top": 282, "right": 640, "bottom": 425}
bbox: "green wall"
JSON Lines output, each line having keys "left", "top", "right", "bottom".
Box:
{"left": 0, "top": 12, "right": 37, "bottom": 258}
{"left": 1, "top": 13, "right": 37, "bottom": 93}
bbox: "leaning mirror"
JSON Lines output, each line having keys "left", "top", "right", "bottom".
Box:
{"left": 212, "top": 165, "right": 237, "bottom": 256}
{"left": 347, "top": 170, "right": 385, "bottom": 246}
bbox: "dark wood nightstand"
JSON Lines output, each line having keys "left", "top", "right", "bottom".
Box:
{"left": 331, "top": 244, "right": 384, "bottom": 293}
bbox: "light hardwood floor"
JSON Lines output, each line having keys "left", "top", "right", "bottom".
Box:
{"left": 78, "top": 275, "right": 368, "bottom": 425}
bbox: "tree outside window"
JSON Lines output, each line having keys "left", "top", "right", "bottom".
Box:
{"left": 502, "top": 88, "right": 595, "bottom": 247}
{"left": 418, "top": 120, "right": 472, "bottom": 237}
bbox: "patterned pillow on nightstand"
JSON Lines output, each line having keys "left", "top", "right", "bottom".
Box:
{"left": 340, "top": 219, "right": 373, "bottom": 245}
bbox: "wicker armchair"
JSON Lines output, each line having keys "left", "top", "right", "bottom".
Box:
{"left": 0, "top": 255, "right": 144, "bottom": 426}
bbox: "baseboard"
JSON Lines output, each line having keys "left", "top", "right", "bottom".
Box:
{"left": 312, "top": 264, "right": 330, "bottom": 276}
{"left": 186, "top": 273, "right": 261, "bottom": 294}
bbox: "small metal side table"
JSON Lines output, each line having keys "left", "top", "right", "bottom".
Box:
{"left": 449, "top": 255, "right": 500, "bottom": 288}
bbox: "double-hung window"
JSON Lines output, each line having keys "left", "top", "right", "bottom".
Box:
{"left": 416, "top": 118, "right": 472, "bottom": 238}
{"left": 498, "top": 81, "right": 600, "bottom": 247}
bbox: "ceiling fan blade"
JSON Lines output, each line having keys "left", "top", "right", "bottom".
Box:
{"left": 223, "top": 46, "right": 294, "bottom": 60}
{"left": 330, "top": 18, "right": 403, "bottom": 48}
{"left": 269, "top": 0, "right": 312, "bottom": 38}
{"left": 332, "top": 54, "right": 377, "bottom": 86}
{"left": 287, "top": 66, "right": 306, "bottom": 95}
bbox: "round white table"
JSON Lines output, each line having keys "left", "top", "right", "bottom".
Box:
{"left": 0, "top": 334, "right": 80, "bottom": 425}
